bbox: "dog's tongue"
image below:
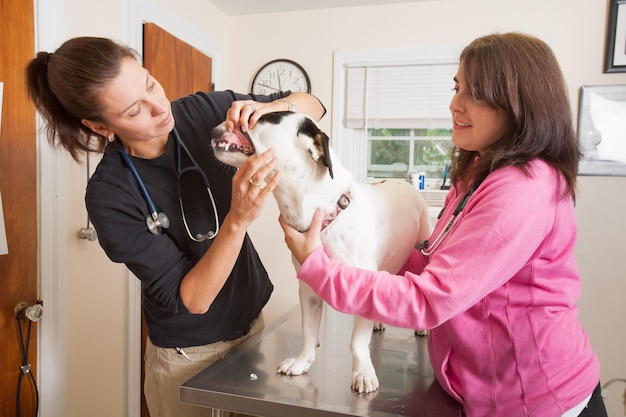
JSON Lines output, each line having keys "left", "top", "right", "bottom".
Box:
{"left": 220, "top": 129, "right": 250, "bottom": 148}
{"left": 216, "top": 128, "right": 255, "bottom": 156}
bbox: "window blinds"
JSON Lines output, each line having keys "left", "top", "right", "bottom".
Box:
{"left": 345, "top": 61, "right": 458, "bottom": 129}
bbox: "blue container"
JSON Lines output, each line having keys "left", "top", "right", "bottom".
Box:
{"left": 417, "top": 172, "right": 426, "bottom": 190}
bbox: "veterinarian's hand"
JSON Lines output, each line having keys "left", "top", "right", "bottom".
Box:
{"left": 228, "top": 148, "right": 280, "bottom": 229}
{"left": 226, "top": 99, "right": 293, "bottom": 133}
{"left": 279, "top": 208, "right": 325, "bottom": 265}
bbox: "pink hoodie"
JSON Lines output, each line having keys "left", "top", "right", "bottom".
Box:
{"left": 297, "top": 159, "right": 600, "bottom": 417}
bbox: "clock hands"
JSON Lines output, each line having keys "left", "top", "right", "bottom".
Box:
{"left": 256, "top": 83, "right": 281, "bottom": 92}
{"left": 252, "top": 60, "right": 309, "bottom": 94}
{"left": 255, "top": 72, "right": 305, "bottom": 93}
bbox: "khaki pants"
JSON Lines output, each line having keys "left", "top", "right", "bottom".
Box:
{"left": 144, "top": 314, "right": 264, "bottom": 417}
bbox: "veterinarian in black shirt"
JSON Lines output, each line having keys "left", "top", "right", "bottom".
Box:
{"left": 26, "top": 36, "right": 326, "bottom": 417}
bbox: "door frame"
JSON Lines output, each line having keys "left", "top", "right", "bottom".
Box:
{"left": 127, "top": 1, "right": 223, "bottom": 416}
{"left": 36, "top": 1, "right": 67, "bottom": 417}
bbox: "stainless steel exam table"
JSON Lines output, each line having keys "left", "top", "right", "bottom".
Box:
{"left": 180, "top": 306, "right": 462, "bottom": 417}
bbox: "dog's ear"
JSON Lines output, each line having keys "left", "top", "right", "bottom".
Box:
{"left": 313, "top": 131, "right": 334, "bottom": 179}
{"left": 299, "top": 116, "right": 334, "bottom": 179}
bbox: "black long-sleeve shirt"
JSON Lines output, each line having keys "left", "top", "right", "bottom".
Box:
{"left": 85, "top": 90, "right": 287, "bottom": 348}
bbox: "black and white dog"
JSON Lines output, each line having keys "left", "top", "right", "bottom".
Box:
{"left": 211, "top": 111, "right": 431, "bottom": 393}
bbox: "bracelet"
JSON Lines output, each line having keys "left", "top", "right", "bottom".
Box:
{"left": 279, "top": 99, "right": 297, "bottom": 112}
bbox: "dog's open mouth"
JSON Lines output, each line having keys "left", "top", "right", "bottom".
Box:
{"left": 214, "top": 129, "right": 255, "bottom": 156}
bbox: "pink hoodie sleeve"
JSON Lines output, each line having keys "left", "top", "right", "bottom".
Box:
{"left": 297, "top": 246, "right": 437, "bottom": 328}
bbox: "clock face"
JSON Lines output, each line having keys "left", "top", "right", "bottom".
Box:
{"left": 251, "top": 59, "right": 311, "bottom": 95}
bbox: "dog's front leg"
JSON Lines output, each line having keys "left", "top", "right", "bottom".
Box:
{"left": 350, "top": 316, "right": 379, "bottom": 393}
{"left": 277, "top": 281, "right": 323, "bottom": 376}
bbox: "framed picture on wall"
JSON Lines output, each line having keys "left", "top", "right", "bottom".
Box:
{"left": 578, "top": 85, "right": 626, "bottom": 176}
{"left": 605, "top": 0, "right": 626, "bottom": 73}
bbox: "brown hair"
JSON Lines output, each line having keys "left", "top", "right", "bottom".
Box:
{"left": 25, "top": 37, "right": 138, "bottom": 161}
{"left": 450, "top": 32, "right": 580, "bottom": 201}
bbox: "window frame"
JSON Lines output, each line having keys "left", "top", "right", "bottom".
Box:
{"left": 366, "top": 129, "right": 454, "bottom": 180}
{"left": 331, "top": 46, "right": 461, "bottom": 183}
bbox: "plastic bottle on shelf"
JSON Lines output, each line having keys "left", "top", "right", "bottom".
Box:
{"left": 417, "top": 172, "right": 426, "bottom": 190}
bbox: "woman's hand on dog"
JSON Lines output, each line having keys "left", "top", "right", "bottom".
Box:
{"left": 228, "top": 149, "right": 280, "bottom": 230}
{"left": 225, "top": 99, "right": 288, "bottom": 133}
{"left": 279, "top": 208, "right": 325, "bottom": 265}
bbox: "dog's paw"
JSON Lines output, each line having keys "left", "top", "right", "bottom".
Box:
{"left": 276, "top": 356, "right": 313, "bottom": 376}
{"left": 351, "top": 370, "right": 380, "bottom": 394}
{"left": 414, "top": 329, "right": 429, "bottom": 337}
{"left": 373, "top": 322, "right": 386, "bottom": 332}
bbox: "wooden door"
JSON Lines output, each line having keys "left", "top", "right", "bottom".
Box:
{"left": 143, "top": 23, "right": 213, "bottom": 100}
{"left": 141, "top": 22, "right": 213, "bottom": 417}
{"left": 0, "top": 0, "right": 38, "bottom": 415}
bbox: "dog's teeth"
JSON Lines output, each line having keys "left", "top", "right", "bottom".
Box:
{"left": 215, "top": 140, "right": 255, "bottom": 156}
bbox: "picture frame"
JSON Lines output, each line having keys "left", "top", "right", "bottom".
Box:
{"left": 578, "top": 85, "right": 626, "bottom": 176}
{"left": 605, "top": 0, "right": 626, "bottom": 73}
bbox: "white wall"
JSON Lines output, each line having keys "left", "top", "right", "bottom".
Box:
{"left": 50, "top": 0, "right": 626, "bottom": 416}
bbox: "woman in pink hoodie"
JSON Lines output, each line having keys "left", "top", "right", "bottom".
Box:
{"left": 280, "top": 32, "right": 607, "bottom": 417}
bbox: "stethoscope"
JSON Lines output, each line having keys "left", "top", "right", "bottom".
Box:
{"left": 418, "top": 184, "right": 477, "bottom": 256}
{"left": 117, "top": 128, "right": 219, "bottom": 241}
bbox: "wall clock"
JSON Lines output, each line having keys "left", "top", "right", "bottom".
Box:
{"left": 251, "top": 59, "right": 311, "bottom": 94}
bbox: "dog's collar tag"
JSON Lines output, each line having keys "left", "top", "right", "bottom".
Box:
{"left": 337, "top": 193, "right": 351, "bottom": 210}
{"left": 321, "top": 191, "right": 351, "bottom": 230}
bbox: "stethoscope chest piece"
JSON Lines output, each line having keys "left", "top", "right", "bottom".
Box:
{"left": 147, "top": 211, "right": 170, "bottom": 235}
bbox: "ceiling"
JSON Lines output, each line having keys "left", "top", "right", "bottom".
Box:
{"left": 209, "top": 0, "right": 431, "bottom": 16}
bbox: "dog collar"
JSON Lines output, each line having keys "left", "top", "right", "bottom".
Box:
{"left": 321, "top": 191, "right": 351, "bottom": 230}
